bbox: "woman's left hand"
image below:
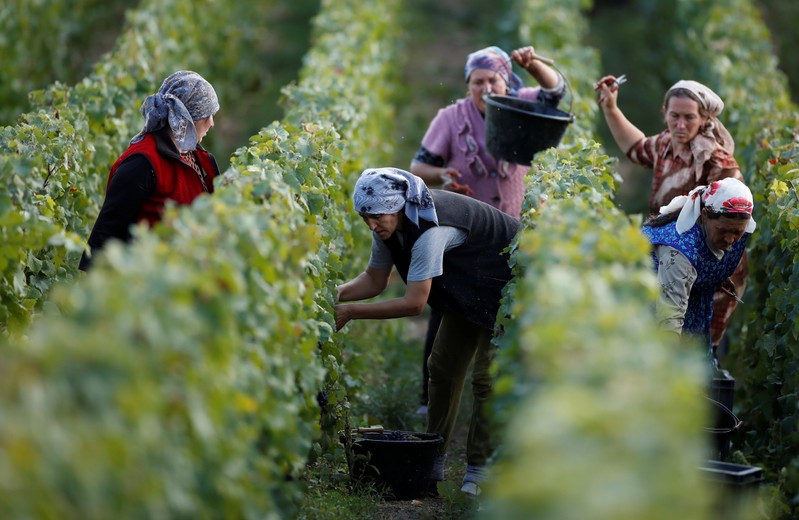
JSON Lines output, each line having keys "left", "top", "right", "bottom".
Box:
{"left": 594, "top": 75, "right": 621, "bottom": 108}
{"left": 511, "top": 46, "right": 548, "bottom": 70}
{"left": 512, "top": 46, "right": 559, "bottom": 90}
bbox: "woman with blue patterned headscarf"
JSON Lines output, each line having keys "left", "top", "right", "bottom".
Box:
{"left": 337, "top": 167, "right": 520, "bottom": 499}
{"left": 80, "top": 71, "right": 220, "bottom": 271}
{"left": 352, "top": 167, "right": 438, "bottom": 226}
{"left": 410, "top": 45, "right": 564, "bottom": 219}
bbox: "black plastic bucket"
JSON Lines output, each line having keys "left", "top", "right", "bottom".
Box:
{"left": 698, "top": 460, "right": 763, "bottom": 487}
{"left": 709, "top": 369, "right": 735, "bottom": 412}
{"left": 699, "top": 460, "right": 763, "bottom": 516}
{"left": 484, "top": 93, "right": 574, "bottom": 165}
{"left": 345, "top": 430, "right": 443, "bottom": 500}
{"left": 707, "top": 369, "right": 737, "bottom": 460}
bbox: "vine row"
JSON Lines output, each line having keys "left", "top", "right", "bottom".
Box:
{"left": 669, "top": 0, "right": 799, "bottom": 515}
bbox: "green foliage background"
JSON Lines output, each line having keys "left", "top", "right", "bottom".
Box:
{"left": 0, "top": 0, "right": 797, "bottom": 518}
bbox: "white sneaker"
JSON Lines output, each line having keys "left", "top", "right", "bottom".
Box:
{"left": 461, "top": 463, "right": 486, "bottom": 498}
{"left": 460, "top": 481, "right": 481, "bottom": 497}
{"left": 415, "top": 404, "right": 428, "bottom": 416}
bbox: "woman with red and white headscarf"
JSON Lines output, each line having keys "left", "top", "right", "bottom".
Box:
{"left": 596, "top": 77, "right": 747, "bottom": 357}
{"left": 642, "top": 177, "right": 755, "bottom": 361}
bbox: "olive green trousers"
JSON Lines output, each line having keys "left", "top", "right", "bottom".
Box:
{"left": 426, "top": 311, "right": 495, "bottom": 467}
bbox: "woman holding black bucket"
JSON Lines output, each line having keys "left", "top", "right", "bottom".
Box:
{"left": 596, "top": 77, "right": 748, "bottom": 364}
{"left": 410, "top": 45, "right": 564, "bottom": 219}
{"left": 409, "top": 45, "right": 564, "bottom": 420}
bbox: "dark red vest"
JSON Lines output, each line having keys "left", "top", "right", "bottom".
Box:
{"left": 107, "top": 133, "right": 217, "bottom": 225}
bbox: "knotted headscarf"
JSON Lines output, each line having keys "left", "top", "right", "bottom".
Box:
{"left": 666, "top": 80, "right": 735, "bottom": 181}
{"left": 353, "top": 167, "right": 438, "bottom": 226}
{"left": 131, "top": 70, "right": 219, "bottom": 152}
{"left": 464, "top": 46, "right": 524, "bottom": 95}
{"left": 658, "top": 177, "right": 756, "bottom": 234}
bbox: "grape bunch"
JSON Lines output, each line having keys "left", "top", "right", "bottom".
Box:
{"left": 382, "top": 431, "right": 420, "bottom": 441}
{"left": 316, "top": 390, "right": 328, "bottom": 412}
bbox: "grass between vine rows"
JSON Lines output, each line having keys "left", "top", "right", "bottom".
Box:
{"left": 298, "top": 303, "right": 481, "bottom": 519}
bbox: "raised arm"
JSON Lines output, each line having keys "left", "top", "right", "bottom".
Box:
{"left": 511, "top": 46, "right": 560, "bottom": 89}
{"left": 595, "top": 75, "right": 646, "bottom": 154}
